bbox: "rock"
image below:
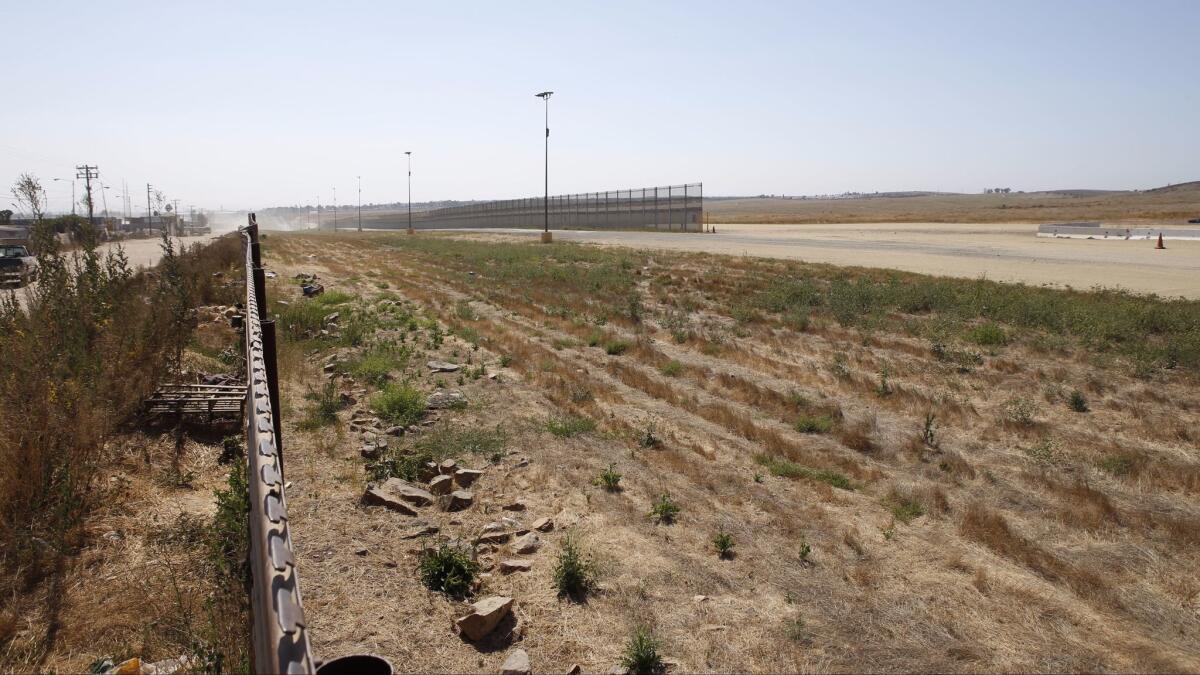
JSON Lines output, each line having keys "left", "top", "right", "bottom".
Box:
{"left": 439, "top": 459, "right": 459, "bottom": 475}
{"left": 362, "top": 486, "right": 418, "bottom": 516}
{"left": 608, "top": 667, "right": 630, "bottom": 675}
{"left": 567, "top": 665, "right": 582, "bottom": 675}
{"left": 440, "top": 490, "right": 474, "bottom": 512}
{"left": 380, "top": 478, "right": 435, "bottom": 507}
{"left": 324, "top": 312, "right": 340, "bottom": 325}
{"left": 455, "top": 596, "right": 514, "bottom": 641}
{"left": 353, "top": 543, "right": 369, "bottom": 556}
{"left": 499, "top": 559, "right": 532, "bottom": 574}
{"left": 399, "top": 522, "right": 440, "bottom": 539}
{"left": 693, "top": 594, "right": 709, "bottom": 603}
{"left": 429, "top": 474, "right": 454, "bottom": 495}
{"left": 323, "top": 362, "right": 337, "bottom": 373}
{"left": 512, "top": 532, "right": 541, "bottom": 554}
{"left": 427, "top": 360, "right": 462, "bottom": 372}
{"left": 385, "top": 425, "right": 406, "bottom": 437}
{"left": 476, "top": 543, "right": 495, "bottom": 554}
{"left": 476, "top": 531, "right": 514, "bottom": 545}
{"left": 502, "top": 500, "right": 527, "bottom": 512}
{"left": 427, "top": 390, "right": 468, "bottom": 409}
{"left": 106, "top": 658, "right": 142, "bottom": 675}
{"left": 532, "top": 517, "right": 554, "bottom": 532}
{"left": 454, "top": 468, "right": 483, "bottom": 487}
{"left": 418, "top": 462, "right": 439, "bottom": 481}
{"left": 361, "top": 443, "right": 382, "bottom": 460}
{"left": 500, "top": 649, "right": 531, "bottom": 675}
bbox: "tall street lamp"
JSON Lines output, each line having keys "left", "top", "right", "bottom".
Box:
{"left": 332, "top": 187, "right": 338, "bottom": 231}
{"left": 535, "top": 91, "right": 553, "bottom": 243}
{"left": 52, "top": 177, "right": 76, "bottom": 215}
{"left": 357, "top": 175, "right": 362, "bottom": 232}
{"left": 405, "top": 151, "right": 413, "bottom": 235}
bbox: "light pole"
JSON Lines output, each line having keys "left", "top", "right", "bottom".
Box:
{"left": 332, "top": 187, "right": 338, "bottom": 231}
{"left": 405, "top": 151, "right": 413, "bottom": 235}
{"left": 53, "top": 177, "right": 76, "bottom": 216}
{"left": 535, "top": 91, "right": 553, "bottom": 243}
{"left": 357, "top": 175, "right": 362, "bottom": 232}
{"left": 316, "top": 195, "right": 321, "bottom": 230}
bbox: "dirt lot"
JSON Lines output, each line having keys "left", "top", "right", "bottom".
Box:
{"left": 259, "top": 231, "right": 1199, "bottom": 673}
{"left": 443, "top": 223, "right": 1200, "bottom": 299}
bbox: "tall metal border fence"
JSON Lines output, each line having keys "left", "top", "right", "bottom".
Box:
{"left": 379, "top": 182, "right": 702, "bottom": 231}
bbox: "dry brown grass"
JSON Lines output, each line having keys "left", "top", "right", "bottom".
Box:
{"left": 224, "top": 231, "right": 1200, "bottom": 673}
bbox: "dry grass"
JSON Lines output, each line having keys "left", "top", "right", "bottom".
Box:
{"left": 203, "top": 230, "right": 1200, "bottom": 673}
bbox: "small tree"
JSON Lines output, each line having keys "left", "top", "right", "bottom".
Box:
{"left": 0, "top": 209, "right": 12, "bottom": 223}
{"left": 11, "top": 173, "right": 44, "bottom": 221}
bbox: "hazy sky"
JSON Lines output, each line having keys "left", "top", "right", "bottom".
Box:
{"left": 3, "top": 0, "right": 1197, "bottom": 212}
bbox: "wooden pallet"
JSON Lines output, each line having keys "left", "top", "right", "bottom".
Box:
{"left": 145, "top": 383, "right": 245, "bottom": 422}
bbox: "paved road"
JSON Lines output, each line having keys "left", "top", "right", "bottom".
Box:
{"left": 418, "top": 223, "right": 1200, "bottom": 299}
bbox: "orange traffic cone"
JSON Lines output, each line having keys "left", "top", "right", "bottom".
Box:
{"left": 1155, "top": 233, "right": 1166, "bottom": 249}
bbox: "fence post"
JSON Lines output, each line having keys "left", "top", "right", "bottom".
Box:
{"left": 668, "top": 186, "right": 673, "bottom": 232}
{"left": 261, "top": 318, "right": 283, "bottom": 464}
{"left": 654, "top": 187, "right": 659, "bottom": 229}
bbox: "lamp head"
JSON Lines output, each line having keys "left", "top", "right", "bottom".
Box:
{"left": 535, "top": 91, "right": 554, "bottom": 99}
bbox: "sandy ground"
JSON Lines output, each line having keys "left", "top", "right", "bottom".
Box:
{"left": 428, "top": 223, "right": 1200, "bottom": 299}
{"left": 8, "top": 233, "right": 219, "bottom": 310}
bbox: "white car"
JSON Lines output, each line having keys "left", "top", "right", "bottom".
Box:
{"left": 0, "top": 243, "right": 39, "bottom": 288}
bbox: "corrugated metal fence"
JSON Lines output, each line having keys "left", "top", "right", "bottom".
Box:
{"left": 375, "top": 182, "right": 702, "bottom": 231}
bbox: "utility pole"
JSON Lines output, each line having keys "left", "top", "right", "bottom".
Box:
{"left": 332, "top": 187, "right": 338, "bottom": 231}
{"left": 316, "top": 195, "right": 321, "bottom": 230}
{"left": 173, "top": 198, "right": 181, "bottom": 236}
{"left": 357, "top": 175, "right": 362, "bottom": 232}
{"left": 405, "top": 151, "right": 413, "bottom": 235}
{"left": 147, "top": 183, "right": 154, "bottom": 232}
{"left": 76, "top": 165, "right": 98, "bottom": 228}
{"left": 535, "top": 91, "right": 553, "bottom": 243}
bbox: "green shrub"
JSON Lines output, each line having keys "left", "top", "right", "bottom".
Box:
{"left": 754, "top": 454, "right": 852, "bottom": 490}
{"left": 1003, "top": 397, "right": 1037, "bottom": 427}
{"left": 794, "top": 414, "right": 833, "bottom": 434}
{"left": 418, "top": 544, "right": 478, "bottom": 598}
{"left": 604, "top": 339, "right": 631, "bottom": 355}
{"left": 620, "top": 627, "right": 665, "bottom": 675}
{"left": 371, "top": 383, "right": 426, "bottom": 426}
{"left": 596, "top": 464, "right": 622, "bottom": 491}
{"left": 547, "top": 415, "right": 597, "bottom": 438}
{"left": 659, "top": 360, "right": 683, "bottom": 377}
{"left": 1069, "top": 390, "right": 1089, "bottom": 413}
{"left": 298, "top": 381, "right": 343, "bottom": 430}
{"left": 884, "top": 495, "right": 925, "bottom": 524}
{"left": 210, "top": 460, "right": 249, "bottom": 582}
{"left": 712, "top": 530, "right": 735, "bottom": 559}
{"left": 1098, "top": 454, "right": 1134, "bottom": 476}
{"left": 638, "top": 426, "right": 663, "bottom": 449}
{"left": 553, "top": 535, "right": 596, "bottom": 599}
{"left": 345, "top": 344, "right": 412, "bottom": 386}
{"left": 648, "top": 492, "right": 681, "bottom": 524}
{"left": 968, "top": 322, "right": 1009, "bottom": 347}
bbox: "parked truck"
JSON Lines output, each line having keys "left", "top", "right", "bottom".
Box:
{"left": 0, "top": 242, "right": 39, "bottom": 288}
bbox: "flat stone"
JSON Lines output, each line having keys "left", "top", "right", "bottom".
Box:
{"left": 439, "top": 459, "right": 459, "bottom": 475}
{"left": 385, "top": 426, "right": 406, "bottom": 437}
{"left": 362, "top": 486, "right": 418, "bottom": 516}
{"left": 399, "top": 522, "right": 440, "bottom": 539}
{"left": 456, "top": 596, "right": 513, "bottom": 641}
{"left": 454, "top": 468, "right": 483, "bottom": 487}
{"left": 428, "top": 390, "right": 468, "bottom": 409}
{"left": 502, "top": 500, "right": 527, "bottom": 512}
{"left": 567, "top": 665, "right": 582, "bottom": 675}
{"left": 427, "top": 360, "right": 462, "bottom": 372}
{"left": 499, "top": 559, "right": 532, "bottom": 574}
{"left": 429, "top": 475, "right": 454, "bottom": 495}
{"left": 500, "top": 648, "right": 531, "bottom": 675}
{"left": 476, "top": 531, "right": 514, "bottom": 545}
{"left": 440, "top": 490, "right": 474, "bottom": 512}
{"left": 532, "top": 517, "right": 553, "bottom": 532}
{"left": 512, "top": 532, "right": 541, "bottom": 554}
{"left": 380, "top": 478, "right": 435, "bottom": 507}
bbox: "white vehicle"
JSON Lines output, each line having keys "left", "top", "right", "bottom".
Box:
{"left": 0, "top": 243, "right": 39, "bottom": 288}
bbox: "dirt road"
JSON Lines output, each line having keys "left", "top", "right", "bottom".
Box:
{"left": 7, "top": 232, "right": 220, "bottom": 309}
{"left": 441, "top": 223, "right": 1200, "bottom": 299}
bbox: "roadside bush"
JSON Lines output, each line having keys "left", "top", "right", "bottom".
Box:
{"left": 648, "top": 492, "right": 681, "bottom": 524}
{"left": 713, "top": 530, "right": 735, "bottom": 559}
{"left": 795, "top": 414, "right": 834, "bottom": 434}
{"left": 418, "top": 544, "right": 478, "bottom": 598}
{"left": 968, "top": 322, "right": 1009, "bottom": 347}
{"left": 604, "top": 339, "right": 631, "bottom": 355}
{"left": 553, "top": 535, "right": 597, "bottom": 599}
{"left": 547, "top": 415, "right": 597, "bottom": 438}
{"left": 371, "top": 382, "right": 426, "bottom": 425}
{"left": 659, "top": 360, "right": 684, "bottom": 377}
{"left": 621, "top": 627, "right": 665, "bottom": 675}
{"left": 595, "top": 464, "right": 622, "bottom": 491}
{"left": 298, "top": 381, "right": 343, "bottom": 430}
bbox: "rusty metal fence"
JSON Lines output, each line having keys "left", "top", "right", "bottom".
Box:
{"left": 377, "top": 182, "right": 702, "bottom": 231}
{"left": 240, "top": 216, "right": 390, "bottom": 675}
